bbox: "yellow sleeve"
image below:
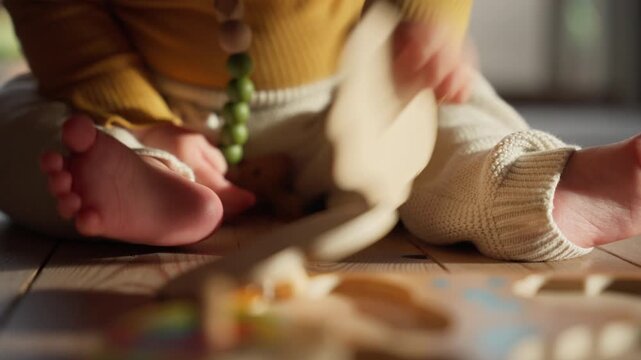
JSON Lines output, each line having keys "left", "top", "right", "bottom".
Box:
{"left": 397, "top": 0, "right": 473, "bottom": 44}
{"left": 5, "top": 0, "right": 180, "bottom": 128}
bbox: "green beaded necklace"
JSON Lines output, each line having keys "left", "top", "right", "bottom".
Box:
{"left": 215, "top": 0, "right": 255, "bottom": 165}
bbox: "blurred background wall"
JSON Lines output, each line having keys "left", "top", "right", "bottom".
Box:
{"left": 0, "top": 0, "right": 25, "bottom": 85}
{"left": 469, "top": 0, "right": 641, "bottom": 146}
{"left": 471, "top": 0, "right": 640, "bottom": 105}
{"left": 0, "top": 0, "right": 639, "bottom": 145}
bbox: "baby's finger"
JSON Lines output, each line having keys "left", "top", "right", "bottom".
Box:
{"left": 393, "top": 39, "right": 427, "bottom": 84}
{"left": 393, "top": 22, "right": 447, "bottom": 86}
{"left": 422, "top": 45, "right": 459, "bottom": 89}
{"left": 435, "top": 64, "right": 471, "bottom": 103}
{"left": 450, "top": 83, "right": 472, "bottom": 104}
{"left": 394, "top": 22, "right": 446, "bottom": 60}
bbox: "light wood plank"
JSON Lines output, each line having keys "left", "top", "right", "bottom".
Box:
{"left": 0, "top": 213, "right": 58, "bottom": 329}
{"left": 410, "top": 237, "right": 640, "bottom": 275}
{"left": 600, "top": 236, "right": 641, "bottom": 268}
{"left": 0, "top": 220, "right": 443, "bottom": 359}
{"left": 2, "top": 214, "right": 637, "bottom": 360}
{"left": 193, "top": 216, "right": 444, "bottom": 273}
{"left": 522, "top": 247, "right": 641, "bottom": 273}
{"left": 0, "top": 239, "right": 217, "bottom": 360}
{"left": 185, "top": 214, "right": 285, "bottom": 254}
{"left": 307, "top": 228, "right": 445, "bottom": 273}
{"left": 409, "top": 238, "right": 533, "bottom": 274}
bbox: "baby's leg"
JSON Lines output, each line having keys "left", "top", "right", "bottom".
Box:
{"left": 399, "top": 73, "right": 591, "bottom": 261}
{"left": 0, "top": 76, "right": 222, "bottom": 245}
{"left": 0, "top": 76, "right": 73, "bottom": 236}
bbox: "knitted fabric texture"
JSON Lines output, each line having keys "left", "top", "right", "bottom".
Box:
{"left": 5, "top": 0, "right": 472, "bottom": 127}
{"left": 399, "top": 74, "right": 592, "bottom": 261}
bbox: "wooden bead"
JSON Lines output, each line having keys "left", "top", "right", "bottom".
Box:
{"left": 214, "top": 0, "right": 244, "bottom": 21}
{"left": 227, "top": 77, "right": 255, "bottom": 103}
{"left": 227, "top": 53, "right": 253, "bottom": 78}
{"left": 222, "top": 101, "right": 250, "bottom": 125}
{"left": 223, "top": 144, "right": 244, "bottom": 164}
{"left": 223, "top": 123, "right": 249, "bottom": 145}
{"left": 218, "top": 20, "right": 252, "bottom": 54}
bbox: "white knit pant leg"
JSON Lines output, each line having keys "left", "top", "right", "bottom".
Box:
{"left": 0, "top": 75, "right": 77, "bottom": 237}
{"left": 399, "top": 73, "right": 592, "bottom": 261}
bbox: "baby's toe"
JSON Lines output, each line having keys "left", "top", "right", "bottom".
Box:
{"left": 40, "top": 152, "right": 64, "bottom": 173}
{"left": 75, "top": 209, "right": 102, "bottom": 237}
{"left": 62, "top": 115, "right": 97, "bottom": 153}
{"left": 56, "top": 193, "right": 82, "bottom": 219}
{"left": 47, "top": 171, "right": 73, "bottom": 196}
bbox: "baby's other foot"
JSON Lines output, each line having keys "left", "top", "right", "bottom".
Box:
{"left": 39, "top": 115, "right": 223, "bottom": 246}
{"left": 553, "top": 134, "right": 641, "bottom": 248}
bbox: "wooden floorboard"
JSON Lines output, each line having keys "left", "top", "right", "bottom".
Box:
{"left": 307, "top": 228, "right": 446, "bottom": 273}
{"left": 522, "top": 247, "right": 641, "bottom": 273}
{"left": 410, "top": 236, "right": 641, "bottom": 274}
{"left": 600, "top": 236, "right": 641, "bottom": 268}
{"left": 0, "top": 216, "right": 639, "bottom": 359}
{"left": 0, "top": 221, "right": 443, "bottom": 359}
{"left": 0, "top": 214, "right": 58, "bottom": 331}
{"left": 410, "top": 239, "right": 532, "bottom": 274}
{"left": 0, "top": 238, "right": 217, "bottom": 360}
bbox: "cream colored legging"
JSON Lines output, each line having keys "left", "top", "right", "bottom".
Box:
{"left": 0, "top": 73, "right": 591, "bottom": 260}
{"left": 0, "top": 75, "right": 76, "bottom": 237}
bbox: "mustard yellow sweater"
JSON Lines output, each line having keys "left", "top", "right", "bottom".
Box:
{"left": 6, "top": 0, "right": 471, "bottom": 128}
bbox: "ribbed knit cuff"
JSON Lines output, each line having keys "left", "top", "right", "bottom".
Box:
{"left": 479, "top": 130, "right": 593, "bottom": 261}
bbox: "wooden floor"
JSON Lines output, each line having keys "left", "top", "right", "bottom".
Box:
{"left": 0, "top": 213, "right": 639, "bottom": 360}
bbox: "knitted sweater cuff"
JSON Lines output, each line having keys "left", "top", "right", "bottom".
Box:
{"left": 479, "top": 130, "right": 593, "bottom": 261}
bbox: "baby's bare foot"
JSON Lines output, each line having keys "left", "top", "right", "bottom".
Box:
{"left": 553, "top": 134, "right": 641, "bottom": 248}
{"left": 40, "top": 116, "right": 223, "bottom": 246}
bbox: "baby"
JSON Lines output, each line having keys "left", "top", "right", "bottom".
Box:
{"left": 1, "top": 0, "right": 640, "bottom": 261}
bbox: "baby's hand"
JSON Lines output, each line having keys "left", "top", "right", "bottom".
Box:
{"left": 393, "top": 21, "right": 476, "bottom": 104}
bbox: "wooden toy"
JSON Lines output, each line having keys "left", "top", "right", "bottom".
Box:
{"left": 98, "top": 272, "right": 641, "bottom": 360}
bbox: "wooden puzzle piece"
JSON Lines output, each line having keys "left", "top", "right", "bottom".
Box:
{"left": 603, "top": 279, "right": 641, "bottom": 297}
{"left": 199, "top": 273, "right": 452, "bottom": 360}
{"left": 513, "top": 273, "right": 641, "bottom": 299}
{"left": 108, "top": 274, "right": 641, "bottom": 359}
{"left": 331, "top": 275, "right": 450, "bottom": 331}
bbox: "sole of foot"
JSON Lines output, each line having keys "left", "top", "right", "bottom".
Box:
{"left": 40, "top": 115, "right": 223, "bottom": 246}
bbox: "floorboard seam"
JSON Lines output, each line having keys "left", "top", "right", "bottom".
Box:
{"left": 406, "top": 238, "right": 449, "bottom": 272}
{"left": 0, "top": 239, "right": 61, "bottom": 331}
{"left": 597, "top": 247, "right": 641, "bottom": 268}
